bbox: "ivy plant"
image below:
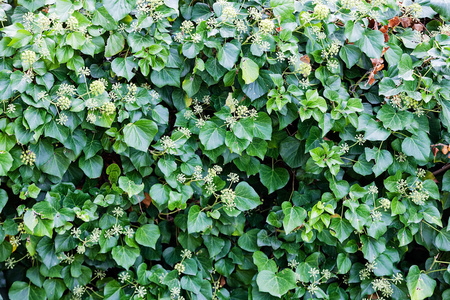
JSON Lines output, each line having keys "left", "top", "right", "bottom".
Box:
{"left": 0, "top": 0, "right": 450, "bottom": 299}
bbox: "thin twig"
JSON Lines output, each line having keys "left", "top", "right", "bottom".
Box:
{"left": 432, "top": 164, "right": 450, "bottom": 176}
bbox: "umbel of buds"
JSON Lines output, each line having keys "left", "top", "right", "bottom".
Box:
{"left": 21, "top": 150, "right": 36, "bottom": 166}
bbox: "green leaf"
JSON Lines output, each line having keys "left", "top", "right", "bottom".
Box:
{"left": 103, "top": 0, "right": 137, "bottom": 21}
{"left": 24, "top": 210, "right": 38, "bottom": 231}
{"left": 182, "top": 41, "right": 203, "bottom": 59}
{"left": 218, "top": 40, "right": 241, "bottom": 70}
{"left": 0, "top": 151, "right": 13, "bottom": 176}
{"left": 435, "top": 230, "right": 450, "bottom": 251}
{"left": 246, "top": 139, "right": 267, "bottom": 160}
{"left": 150, "top": 184, "right": 171, "bottom": 208}
{"left": 344, "top": 20, "right": 364, "bottom": 43}
{"left": 188, "top": 205, "right": 212, "bottom": 233}
{"left": 0, "top": 132, "right": 16, "bottom": 152}
{"left": 253, "top": 251, "right": 278, "bottom": 272}
{"left": 56, "top": 46, "right": 73, "bottom": 64}
{"left": 242, "top": 71, "right": 272, "bottom": 101}
{"left": 168, "top": 191, "right": 184, "bottom": 211}
{"left": 151, "top": 68, "right": 181, "bottom": 88}
{"left": 92, "top": 7, "right": 117, "bottom": 30}
{"left": 329, "top": 177, "right": 350, "bottom": 199}
{"left": 40, "top": 148, "right": 70, "bottom": 178}
{"left": 104, "top": 280, "right": 125, "bottom": 299}
{"left": 205, "top": 57, "right": 226, "bottom": 82}
{"left": 8, "top": 30, "right": 33, "bottom": 48}
{"left": 259, "top": 165, "right": 289, "bottom": 194}
{"left": 182, "top": 74, "right": 202, "bottom": 98}
{"left": 336, "top": 253, "right": 351, "bottom": 274}
{"left": 127, "top": 33, "right": 152, "bottom": 52}
{"left": 157, "top": 157, "right": 177, "bottom": 177}
{"left": 118, "top": 177, "right": 144, "bottom": 197}
{"left": 24, "top": 107, "right": 46, "bottom": 131}
{"left": 253, "top": 112, "right": 272, "bottom": 140}
{"left": 407, "top": 265, "right": 436, "bottom": 300}
{"left": 64, "top": 130, "right": 87, "bottom": 157}
{"left": 32, "top": 219, "right": 53, "bottom": 238}
{"left": 83, "top": 139, "right": 102, "bottom": 160}
{"left": 43, "top": 279, "right": 66, "bottom": 300}
{"left": 0, "top": 240, "right": 12, "bottom": 262}
{"left": 241, "top": 58, "right": 260, "bottom": 85}
{"left": 339, "top": 44, "right": 361, "bottom": 69}
{"left": 8, "top": 281, "right": 46, "bottom": 300}
{"left": 225, "top": 131, "right": 250, "bottom": 155}
{"left": 237, "top": 229, "right": 259, "bottom": 252}
{"left": 353, "top": 154, "right": 374, "bottom": 176}
{"left": 123, "top": 119, "right": 158, "bottom": 152}
{"left": 282, "top": 202, "right": 307, "bottom": 234}
{"left": 402, "top": 131, "right": 431, "bottom": 165}
{"left": 18, "top": 0, "right": 45, "bottom": 12}
{"left": 203, "top": 235, "right": 225, "bottom": 258}
{"left": 422, "top": 206, "right": 442, "bottom": 227}
{"left": 398, "top": 227, "right": 413, "bottom": 247}
{"left": 330, "top": 218, "right": 353, "bottom": 242}
{"left": 280, "top": 136, "right": 304, "bottom": 168}
{"left": 360, "top": 236, "right": 386, "bottom": 262}
{"left": 430, "top": 0, "right": 450, "bottom": 20}
{"left": 54, "top": 0, "right": 74, "bottom": 21}
{"left": 66, "top": 32, "right": 85, "bottom": 50}
{"left": 36, "top": 237, "right": 59, "bottom": 269}
{"left": 111, "top": 245, "right": 140, "bottom": 270}
{"left": 234, "top": 182, "right": 261, "bottom": 211}
{"left": 270, "top": 0, "right": 295, "bottom": 20}
{"left": 199, "top": 121, "right": 226, "bottom": 150}
{"left": 78, "top": 155, "right": 103, "bottom": 179}
{"left": 398, "top": 54, "right": 414, "bottom": 81}
{"left": 439, "top": 98, "right": 450, "bottom": 130}
{"left": 256, "top": 269, "right": 297, "bottom": 297}
{"left": 105, "top": 32, "right": 125, "bottom": 57}
{"left": 0, "top": 189, "right": 7, "bottom": 213}
{"left": 391, "top": 197, "right": 406, "bottom": 215}
{"left": 356, "top": 29, "right": 384, "bottom": 58}
{"left": 135, "top": 224, "right": 160, "bottom": 249}
{"left": 377, "top": 105, "right": 412, "bottom": 131}
{"left": 443, "top": 170, "right": 450, "bottom": 192}
{"left": 233, "top": 117, "right": 254, "bottom": 141}
{"left": 111, "top": 57, "right": 138, "bottom": 81}
{"left": 365, "top": 148, "right": 393, "bottom": 177}
{"left": 364, "top": 119, "right": 390, "bottom": 141}
{"left": 45, "top": 121, "right": 69, "bottom": 144}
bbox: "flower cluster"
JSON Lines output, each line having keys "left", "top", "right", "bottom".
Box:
{"left": 21, "top": 50, "right": 37, "bottom": 67}
{"left": 401, "top": 2, "right": 422, "bottom": 20}
{"left": 220, "top": 188, "right": 236, "bottom": 210}
{"left": 396, "top": 178, "right": 429, "bottom": 206}
{"left": 184, "top": 97, "right": 211, "bottom": 128}
{"left": 288, "top": 55, "right": 312, "bottom": 77}
{"left": 90, "top": 79, "right": 107, "bottom": 96}
{"left": 372, "top": 278, "right": 394, "bottom": 298}
{"left": 225, "top": 96, "right": 258, "bottom": 129}
{"left": 175, "top": 20, "right": 203, "bottom": 43}
{"left": 100, "top": 102, "right": 116, "bottom": 115}
{"left": 174, "top": 262, "right": 185, "bottom": 275}
{"left": 259, "top": 19, "right": 274, "bottom": 35}
{"left": 136, "top": 0, "right": 164, "bottom": 21}
{"left": 20, "top": 150, "right": 36, "bottom": 166}
{"left": 56, "top": 96, "right": 71, "bottom": 110}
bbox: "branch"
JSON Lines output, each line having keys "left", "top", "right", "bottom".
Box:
{"left": 432, "top": 163, "right": 450, "bottom": 176}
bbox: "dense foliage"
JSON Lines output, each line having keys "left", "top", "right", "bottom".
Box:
{"left": 0, "top": 0, "right": 450, "bottom": 299}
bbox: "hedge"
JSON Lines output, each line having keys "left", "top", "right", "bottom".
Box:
{"left": 0, "top": 0, "right": 450, "bottom": 299}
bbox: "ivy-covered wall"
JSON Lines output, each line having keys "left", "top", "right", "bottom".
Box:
{"left": 0, "top": 0, "right": 450, "bottom": 299}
